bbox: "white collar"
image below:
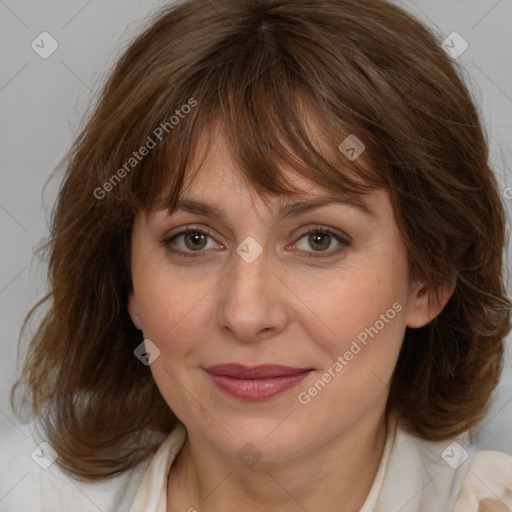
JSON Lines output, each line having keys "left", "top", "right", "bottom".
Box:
{"left": 127, "top": 412, "right": 481, "bottom": 512}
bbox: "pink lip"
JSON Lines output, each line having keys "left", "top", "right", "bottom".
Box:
{"left": 203, "top": 364, "right": 313, "bottom": 401}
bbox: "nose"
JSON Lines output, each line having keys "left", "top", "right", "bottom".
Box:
{"left": 216, "top": 241, "right": 288, "bottom": 344}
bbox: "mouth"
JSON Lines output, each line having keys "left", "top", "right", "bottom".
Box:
{"left": 203, "top": 364, "right": 314, "bottom": 401}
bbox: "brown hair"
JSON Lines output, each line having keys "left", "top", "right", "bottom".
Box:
{"left": 12, "top": 0, "right": 511, "bottom": 481}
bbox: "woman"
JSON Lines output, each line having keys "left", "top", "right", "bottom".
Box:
{"left": 8, "top": 0, "right": 512, "bottom": 510}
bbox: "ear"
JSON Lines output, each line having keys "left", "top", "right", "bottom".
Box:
{"left": 128, "top": 291, "right": 143, "bottom": 330}
{"left": 405, "top": 279, "right": 455, "bottom": 329}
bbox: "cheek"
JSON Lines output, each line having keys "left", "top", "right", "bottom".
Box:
{"left": 294, "top": 274, "right": 407, "bottom": 419}
{"left": 300, "top": 247, "right": 409, "bottom": 371}
{"left": 133, "top": 264, "right": 215, "bottom": 356}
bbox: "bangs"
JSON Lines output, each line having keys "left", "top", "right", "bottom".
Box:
{"left": 115, "top": 13, "right": 388, "bottom": 218}
{"left": 18, "top": 0, "right": 511, "bottom": 482}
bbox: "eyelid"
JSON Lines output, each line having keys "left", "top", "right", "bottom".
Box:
{"left": 161, "top": 224, "right": 350, "bottom": 258}
{"left": 290, "top": 226, "right": 350, "bottom": 258}
{"left": 163, "top": 225, "right": 219, "bottom": 245}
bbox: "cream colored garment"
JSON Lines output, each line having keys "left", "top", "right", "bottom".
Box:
{"left": 2, "top": 416, "right": 510, "bottom": 511}
{"left": 128, "top": 416, "right": 512, "bottom": 512}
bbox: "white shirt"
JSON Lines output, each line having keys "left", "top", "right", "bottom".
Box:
{"left": 2, "top": 414, "right": 511, "bottom": 511}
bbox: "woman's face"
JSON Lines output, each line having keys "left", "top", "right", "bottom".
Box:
{"left": 128, "top": 129, "right": 442, "bottom": 463}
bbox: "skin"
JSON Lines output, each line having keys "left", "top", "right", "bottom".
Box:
{"left": 479, "top": 499, "right": 511, "bottom": 512}
{"left": 127, "top": 126, "right": 497, "bottom": 512}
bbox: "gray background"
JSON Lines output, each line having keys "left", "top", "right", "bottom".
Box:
{"left": 1, "top": 0, "right": 511, "bottom": 463}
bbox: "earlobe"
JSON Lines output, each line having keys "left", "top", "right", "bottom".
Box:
{"left": 127, "top": 291, "right": 143, "bottom": 330}
{"left": 405, "top": 280, "right": 455, "bottom": 329}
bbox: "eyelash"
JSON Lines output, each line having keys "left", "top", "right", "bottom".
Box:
{"left": 161, "top": 226, "right": 350, "bottom": 259}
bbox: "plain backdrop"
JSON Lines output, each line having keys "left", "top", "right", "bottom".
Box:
{"left": 1, "top": 0, "right": 511, "bottom": 475}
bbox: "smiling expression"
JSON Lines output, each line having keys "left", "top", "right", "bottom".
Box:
{"left": 127, "top": 125, "right": 432, "bottom": 463}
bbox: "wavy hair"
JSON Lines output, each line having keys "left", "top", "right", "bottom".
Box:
{"left": 12, "top": 0, "right": 511, "bottom": 481}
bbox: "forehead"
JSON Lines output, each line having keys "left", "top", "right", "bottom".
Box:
{"left": 142, "top": 119, "right": 390, "bottom": 230}
{"left": 176, "top": 163, "right": 376, "bottom": 228}
{"left": 176, "top": 124, "right": 371, "bottom": 211}
{"left": 148, "top": 102, "right": 386, "bottom": 224}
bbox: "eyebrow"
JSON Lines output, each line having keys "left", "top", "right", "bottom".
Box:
{"left": 168, "top": 195, "right": 375, "bottom": 220}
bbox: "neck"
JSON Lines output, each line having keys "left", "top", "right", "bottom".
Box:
{"left": 167, "top": 406, "right": 390, "bottom": 512}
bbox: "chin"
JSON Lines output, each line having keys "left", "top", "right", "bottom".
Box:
{"left": 199, "top": 419, "right": 313, "bottom": 464}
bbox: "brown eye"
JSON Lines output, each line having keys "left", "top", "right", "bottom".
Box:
{"left": 294, "top": 228, "right": 350, "bottom": 257}
{"left": 163, "top": 227, "right": 219, "bottom": 258}
{"left": 307, "top": 232, "right": 332, "bottom": 251}
{"left": 183, "top": 231, "right": 208, "bottom": 251}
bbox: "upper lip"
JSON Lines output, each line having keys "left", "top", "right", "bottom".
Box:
{"left": 203, "top": 364, "right": 312, "bottom": 379}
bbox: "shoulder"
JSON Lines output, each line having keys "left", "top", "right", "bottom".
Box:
{"left": 373, "top": 416, "right": 512, "bottom": 512}
{"left": 453, "top": 450, "right": 512, "bottom": 511}
{"left": 0, "top": 420, "right": 150, "bottom": 512}
{"left": 373, "top": 415, "right": 485, "bottom": 511}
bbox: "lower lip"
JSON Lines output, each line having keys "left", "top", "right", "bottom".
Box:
{"left": 204, "top": 370, "right": 312, "bottom": 401}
